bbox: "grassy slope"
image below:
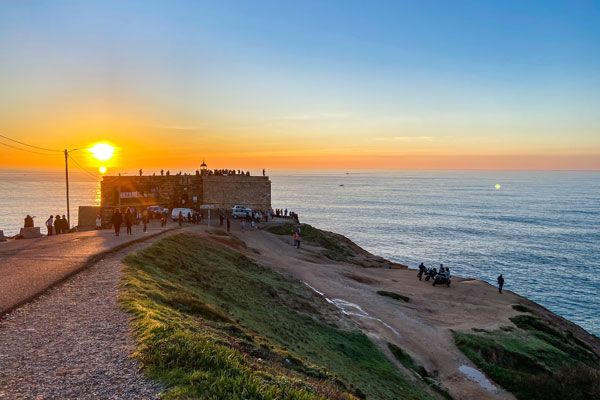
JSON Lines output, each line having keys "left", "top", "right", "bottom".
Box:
{"left": 454, "top": 313, "right": 600, "bottom": 400}
{"left": 267, "top": 223, "right": 357, "bottom": 261}
{"left": 120, "top": 233, "right": 431, "bottom": 400}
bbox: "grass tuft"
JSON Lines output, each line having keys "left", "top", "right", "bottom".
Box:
{"left": 511, "top": 304, "right": 532, "bottom": 313}
{"left": 377, "top": 291, "right": 410, "bottom": 302}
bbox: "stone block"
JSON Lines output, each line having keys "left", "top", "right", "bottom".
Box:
{"left": 19, "top": 227, "right": 42, "bottom": 239}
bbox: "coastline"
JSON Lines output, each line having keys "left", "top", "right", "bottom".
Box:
{"left": 1, "top": 220, "right": 599, "bottom": 399}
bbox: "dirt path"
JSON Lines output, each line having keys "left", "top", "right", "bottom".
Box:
{"left": 0, "top": 236, "right": 171, "bottom": 399}
{"left": 238, "top": 228, "right": 520, "bottom": 400}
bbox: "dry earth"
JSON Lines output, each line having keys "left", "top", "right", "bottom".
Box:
{"left": 236, "top": 225, "right": 524, "bottom": 400}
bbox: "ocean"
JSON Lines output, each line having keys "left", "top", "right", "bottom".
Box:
{"left": 1, "top": 169, "right": 598, "bottom": 336}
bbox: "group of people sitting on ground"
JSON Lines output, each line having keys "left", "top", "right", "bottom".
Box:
{"left": 417, "top": 262, "right": 506, "bottom": 292}
{"left": 417, "top": 262, "right": 451, "bottom": 282}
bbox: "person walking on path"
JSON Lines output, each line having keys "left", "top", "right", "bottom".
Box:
{"left": 226, "top": 216, "right": 231, "bottom": 233}
{"left": 142, "top": 210, "right": 148, "bottom": 233}
{"left": 95, "top": 214, "right": 102, "bottom": 230}
{"left": 497, "top": 274, "right": 504, "bottom": 294}
{"left": 111, "top": 209, "right": 122, "bottom": 236}
{"left": 45, "top": 215, "right": 54, "bottom": 236}
{"left": 292, "top": 231, "right": 301, "bottom": 249}
{"left": 178, "top": 211, "right": 183, "bottom": 227}
{"left": 125, "top": 209, "right": 133, "bottom": 235}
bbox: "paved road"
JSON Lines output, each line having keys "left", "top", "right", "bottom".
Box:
{"left": 0, "top": 238, "right": 165, "bottom": 399}
{"left": 0, "top": 222, "right": 177, "bottom": 315}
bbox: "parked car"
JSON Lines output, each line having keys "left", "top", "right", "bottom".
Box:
{"left": 170, "top": 207, "right": 194, "bottom": 221}
{"left": 147, "top": 205, "right": 167, "bottom": 216}
{"left": 231, "top": 205, "right": 252, "bottom": 219}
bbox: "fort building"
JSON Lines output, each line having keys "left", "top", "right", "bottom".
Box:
{"left": 95, "top": 167, "right": 271, "bottom": 224}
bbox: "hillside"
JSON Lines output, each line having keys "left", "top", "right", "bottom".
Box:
{"left": 120, "top": 222, "right": 600, "bottom": 399}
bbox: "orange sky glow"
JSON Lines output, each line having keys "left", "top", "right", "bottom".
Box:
{"left": 1, "top": 2, "right": 599, "bottom": 172}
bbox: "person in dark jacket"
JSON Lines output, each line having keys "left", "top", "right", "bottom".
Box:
{"left": 24, "top": 215, "right": 34, "bottom": 228}
{"left": 417, "top": 262, "right": 426, "bottom": 280}
{"left": 497, "top": 274, "right": 504, "bottom": 293}
{"left": 112, "top": 208, "right": 123, "bottom": 236}
{"left": 53, "top": 214, "right": 62, "bottom": 234}
{"left": 125, "top": 208, "right": 133, "bottom": 235}
{"left": 61, "top": 215, "right": 69, "bottom": 233}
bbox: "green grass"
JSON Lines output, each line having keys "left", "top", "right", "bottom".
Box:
{"left": 121, "top": 233, "right": 432, "bottom": 400}
{"left": 387, "top": 344, "right": 453, "bottom": 400}
{"left": 511, "top": 304, "right": 532, "bottom": 313}
{"left": 454, "top": 316, "right": 600, "bottom": 400}
{"left": 267, "top": 223, "right": 357, "bottom": 261}
{"left": 377, "top": 291, "right": 410, "bottom": 302}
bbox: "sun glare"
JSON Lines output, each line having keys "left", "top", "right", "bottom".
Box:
{"left": 90, "top": 143, "right": 114, "bottom": 162}
{"left": 99, "top": 166, "right": 107, "bottom": 174}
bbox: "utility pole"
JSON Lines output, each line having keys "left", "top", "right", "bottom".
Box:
{"left": 64, "top": 149, "right": 70, "bottom": 230}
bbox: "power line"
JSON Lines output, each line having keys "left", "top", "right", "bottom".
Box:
{"left": 0, "top": 133, "right": 62, "bottom": 153}
{"left": 67, "top": 153, "right": 101, "bottom": 180}
{"left": 0, "top": 140, "right": 62, "bottom": 156}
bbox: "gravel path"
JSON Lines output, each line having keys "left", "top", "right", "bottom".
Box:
{"left": 0, "top": 239, "right": 163, "bottom": 399}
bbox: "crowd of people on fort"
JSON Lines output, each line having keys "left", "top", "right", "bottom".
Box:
{"left": 142, "top": 169, "right": 259, "bottom": 177}
{"left": 273, "top": 208, "right": 299, "bottom": 221}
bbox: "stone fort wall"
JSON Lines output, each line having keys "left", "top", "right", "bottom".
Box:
{"left": 99, "top": 174, "right": 271, "bottom": 215}
{"left": 202, "top": 176, "right": 271, "bottom": 211}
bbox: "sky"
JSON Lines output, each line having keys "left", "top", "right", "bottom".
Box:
{"left": 0, "top": 0, "right": 599, "bottom": 172}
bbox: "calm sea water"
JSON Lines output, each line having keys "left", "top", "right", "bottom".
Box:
{"left": 1, "top": 169, "right": 598, "bottom": 335}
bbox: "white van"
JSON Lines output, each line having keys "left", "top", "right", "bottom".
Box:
{"left": 171, "top": 207, "right": 194, "bottom": 221}
{"left": 231, "top": 205, "right": 252, "bottom": 219}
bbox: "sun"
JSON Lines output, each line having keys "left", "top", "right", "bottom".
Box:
{"left": 99, "top": 166, "right": 107, "bottom": 174}
{"left": 90, "top": 143, "right": 114, "bottom": 162}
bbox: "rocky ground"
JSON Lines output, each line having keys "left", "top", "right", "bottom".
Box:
{"left": 0, "top": 239, "right": 165, "bottom": 399}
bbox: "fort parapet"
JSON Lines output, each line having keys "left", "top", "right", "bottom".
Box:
{"left": 99, "top": 173, "right": 271, "bottom": 218}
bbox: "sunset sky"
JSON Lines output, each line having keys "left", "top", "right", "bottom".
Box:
{"left": 1, "top": 1, "right": 599, "bottom": 171}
